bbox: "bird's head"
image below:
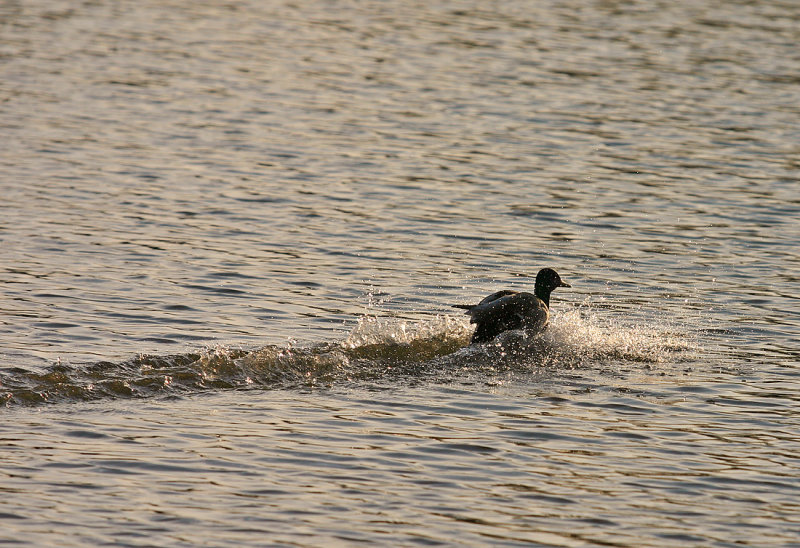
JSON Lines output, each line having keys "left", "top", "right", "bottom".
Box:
{"left": 535, "top": 268, "right": 571, "bottom": 296}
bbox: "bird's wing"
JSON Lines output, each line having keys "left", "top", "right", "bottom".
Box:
{"left": 468, "top": 294, "right": 530, "bottom": 342}
{"left": 467, "top": 292, "right": 532, "bottom": 326}
{"left": 469, "top": 293, "right": 550, "bottom": 343}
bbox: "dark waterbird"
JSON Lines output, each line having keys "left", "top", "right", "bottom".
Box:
{"left": 453, "top": 268, "right": 571, "bottom": 344}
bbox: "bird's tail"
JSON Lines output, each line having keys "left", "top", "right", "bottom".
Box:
{"left": 451, "top": 304, "right": 474, "bottom": 311}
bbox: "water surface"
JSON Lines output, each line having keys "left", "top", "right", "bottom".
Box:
{"left": 1, "top": 0, "right": 799, "bottom": 545}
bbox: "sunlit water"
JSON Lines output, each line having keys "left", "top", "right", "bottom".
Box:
{"left": 1, "top": 0, "right": 799, "bottom": 545}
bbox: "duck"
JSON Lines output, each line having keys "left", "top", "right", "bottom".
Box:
{"left": 453, "top": 268, "right": 571, "bottom": 344}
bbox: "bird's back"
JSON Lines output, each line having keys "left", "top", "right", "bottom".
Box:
{"left": 463, "top": 292, "right": 549, "bottom": 343}
{"left": 452, "top": 290, "right": 519, "bottom": 315}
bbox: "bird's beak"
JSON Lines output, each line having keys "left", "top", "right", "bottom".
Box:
{"left": 559, "top": 280, "right": 571, "bottom": 288}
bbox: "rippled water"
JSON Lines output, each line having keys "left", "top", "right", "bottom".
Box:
{"left": 2, "top": 0, "right": 799, "bottom": 545}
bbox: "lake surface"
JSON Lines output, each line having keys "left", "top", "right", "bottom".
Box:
{"left": 2, "top": 0, "right": 799, "bottom": 545}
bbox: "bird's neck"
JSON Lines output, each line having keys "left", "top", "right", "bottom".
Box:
{"left": 534, "top": 285, "right": 551, "bottom": 307}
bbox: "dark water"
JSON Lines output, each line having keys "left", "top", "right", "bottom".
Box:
{"left": 2, "top": 0, "right": 799, "bottom": 545}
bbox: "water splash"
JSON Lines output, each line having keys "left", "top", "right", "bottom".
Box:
{"left": 342, "top": 314, "right": 471, "bottom": 356}
{"left": 541, "top": 308, "right": 693, "bottom": 365}
{"left": 1, "top": 309, "right": 693, "bottom": 407}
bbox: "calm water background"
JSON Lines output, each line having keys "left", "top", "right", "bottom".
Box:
{"left": 2, "top": 0, "right": 799, "bottom": 545}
